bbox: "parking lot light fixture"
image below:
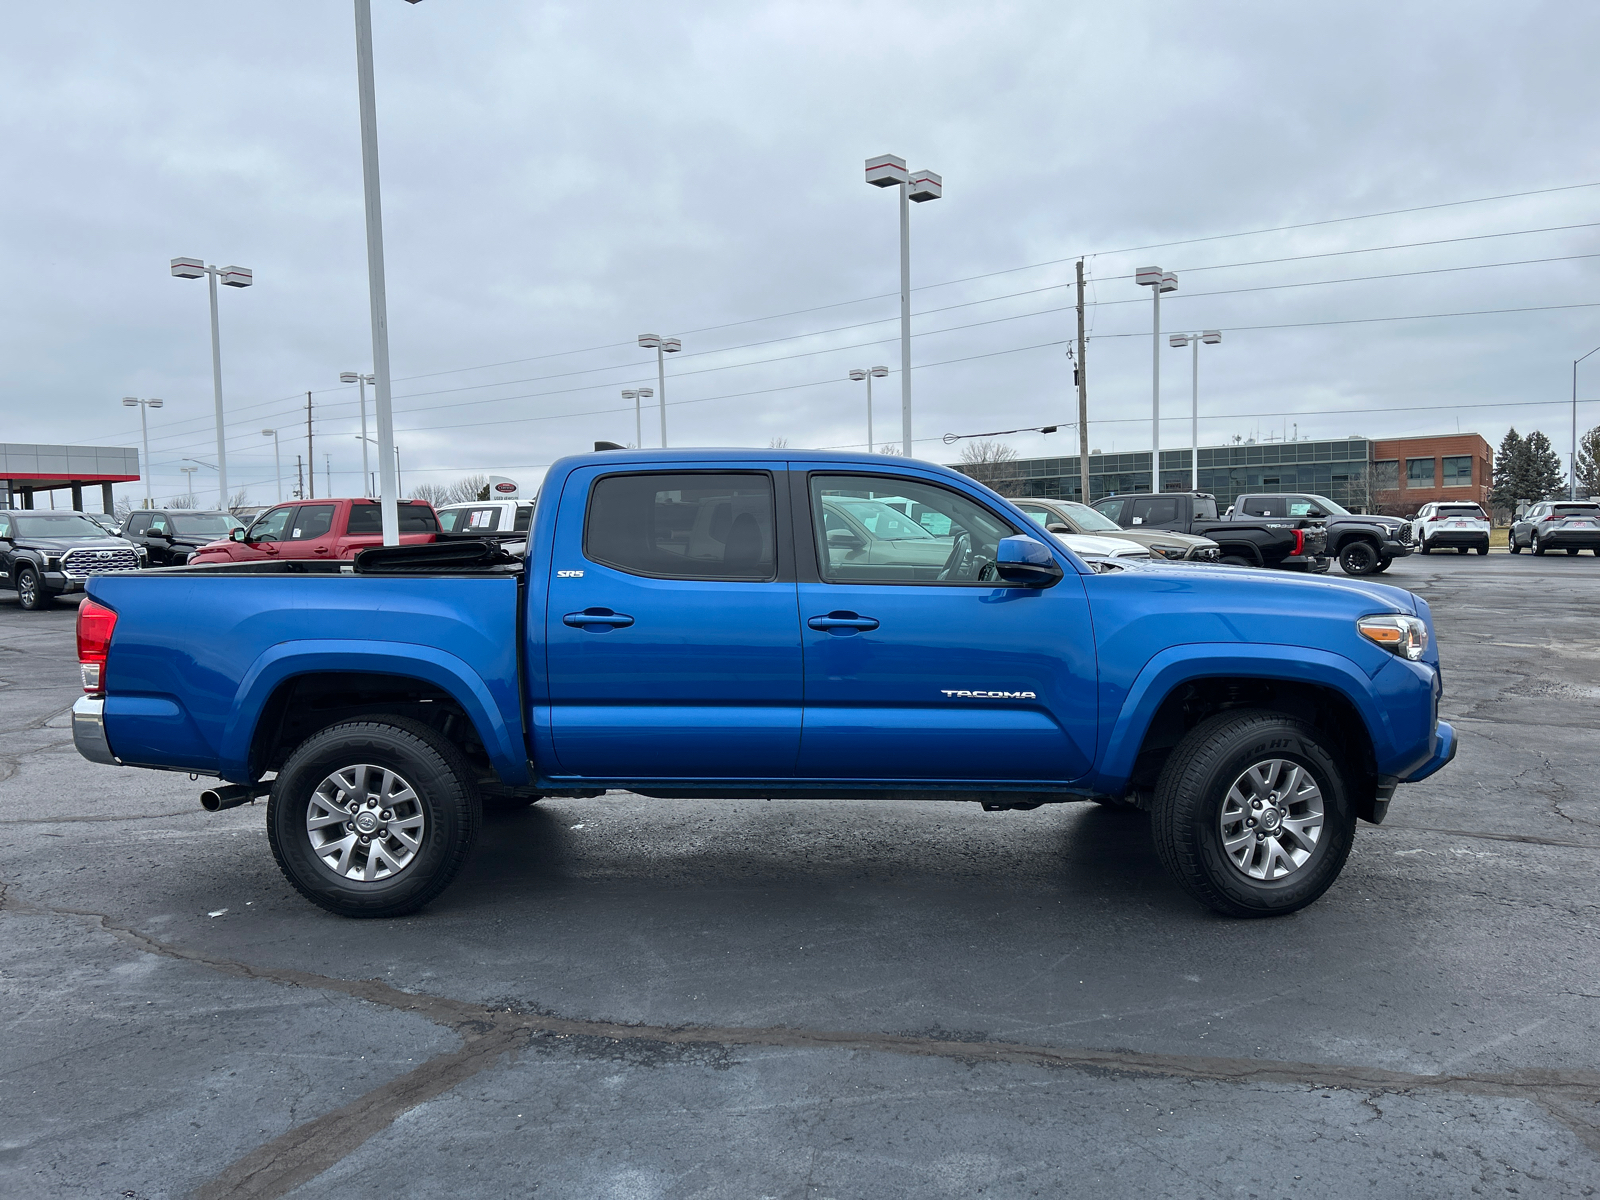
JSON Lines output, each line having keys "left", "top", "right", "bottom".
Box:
{"left": 1135, "top": 267, "right": 1177, "bottom": 490}
{"left": 340, "top": 372, "right": 376, "bottom": 496}
{"left": 171, "top": 258, "right": 251, "bottom": 507}
{"left": 1169, "top": 330, "right": 1222, "bottom": 490}
{"left": 121, "top": 397, "right": 163, "bottom": 507}
{"left": 638, "top": 336, "right": 680, "bottom": 447}
{"left": 262, "top": 429, "right": 283, "bottom": 503}
{"left": 849, "top": 366, "right": 890, "bottom": 451}
{"left": 867, "top": 154, "right": 942, "bottom": 457}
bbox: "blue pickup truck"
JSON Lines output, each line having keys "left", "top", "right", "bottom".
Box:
{"left": 71, "top": 449, "right": 1456, "bottom": 919}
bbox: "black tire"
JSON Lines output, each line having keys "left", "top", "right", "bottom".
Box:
{"left": 15, "top": 565, "right": 53, "bottom": 610}
{"left": 1419, "top": 544, "right": 1431, "bottom": 555}
{"left": 1219, "top": 554, "right": 1255, "bottom": 567}
{"left": 1567, "top": 548, "right": 1580, "bottom": 556}
{"left": 1373, "top": 557, "right": 1392, "bottom": 573}
{"left": 1509, "top": 536, "right": 1521, "bottom": 554}
{"left": 1150, "top": 710, "right": 1356, "bottom": 918}
{"left": 267, "top": 717, "right": 481, "bottom": 918}
{"left": 1455, "top": 546, "right": 1469, "bottom": 555}
{"left": 1533, "top": 533, "right": 1546, "bottom": 556}
{"left": 1337, "top": 539, "right": 1380, "bottom": 576}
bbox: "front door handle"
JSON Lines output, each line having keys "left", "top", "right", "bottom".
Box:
{"left": 563, "top": 608, "right": 635, "bottom": 630}
{"left": 807, "top": 611, "right": 880, "bottom": 632}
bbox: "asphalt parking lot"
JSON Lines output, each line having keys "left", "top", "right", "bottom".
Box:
{"left": 2, "top": 555, "right": 1598, "bottom": 1199}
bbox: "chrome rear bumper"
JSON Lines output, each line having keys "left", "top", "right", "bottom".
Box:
{"left": 72, "top": 696, "right": 119, "bottom": 765}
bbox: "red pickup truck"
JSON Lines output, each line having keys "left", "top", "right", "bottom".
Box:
{"left": 188, "top": 498, "right": 439, "bottom": 564}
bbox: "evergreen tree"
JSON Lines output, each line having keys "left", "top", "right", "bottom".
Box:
{"left": 1490, "top": 428, "right": 1528, "bottom": 511}
{"left": 1524, "top": 430, "right": 1566, "bottom": 501}
{"left": 1575, "top": 424, "right": 1600, "bottom": 498}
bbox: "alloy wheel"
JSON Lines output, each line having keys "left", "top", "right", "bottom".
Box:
{"left": 305, "top": 763, "right": 427, "bottom": 882}
{"left": 1218, "top": 758, "right": 1325, "bottom": 882}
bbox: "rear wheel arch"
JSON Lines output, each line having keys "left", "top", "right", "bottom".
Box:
{"left": 248, "top": 670, "right": 499, "bottom": 786}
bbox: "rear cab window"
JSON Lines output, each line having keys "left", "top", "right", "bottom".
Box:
{"left": 347, "top": 503, "right": 440, "bottom": 534}
{"left": 584, "top": 472, "right": 776, "bottom": 580}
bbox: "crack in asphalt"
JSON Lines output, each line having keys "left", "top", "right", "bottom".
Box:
{"left": 2, "top": 878, "right": 1597, "bottom": 1199}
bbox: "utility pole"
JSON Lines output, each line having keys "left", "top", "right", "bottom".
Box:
{"left": 1075, "top": 259, "right": 1089, "bottom": 505}
{"left": 295, "top": 454, "right": 305, "bottom": 500}
{"left": 305, "top": 392, "right": 315, "bottom": 499}
{"left": 325, "top": 453, "right": 332, "bottom": 498}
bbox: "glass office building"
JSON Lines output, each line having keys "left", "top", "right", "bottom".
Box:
{"left": 958, "top": 438, "right": 1375, "bottom": 510}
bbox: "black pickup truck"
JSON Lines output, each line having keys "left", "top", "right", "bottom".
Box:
{"left": 1229, "top": 493, "right": 1411, "bottom": 576}
{"left": 1093, "top": 491, "right": 1328, "bottom": 571}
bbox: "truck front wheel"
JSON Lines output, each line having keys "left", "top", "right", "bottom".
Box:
{"left": 267, "top": 717, "right": 481, "bottom": 918}
{"left": 16, "top": 566, "right": 54, "bottom": 610}
{"left": 1150, "top": 710, "right": 1355, "bottom": 918}
{"left": 1337, "top": 539, "right": 1379, "bottom": 575}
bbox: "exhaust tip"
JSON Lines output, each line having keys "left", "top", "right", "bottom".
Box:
{"left": 201, "top": 784, "right": 255, "bottom": 812}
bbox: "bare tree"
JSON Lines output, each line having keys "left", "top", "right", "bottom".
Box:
{"left": 168, "top": 494, "right": 199, "bottom": 510}
{"left": 876, "top": 442, "right": 903, "bottom": 457}
{"left": 113, "top": 494, "right": 136, "bottom": 521}
{"left": 409, "top": 474, "right": 490, "bottom": 506}
{"left": 957, "top": 439, "right": 1022, "bottom": 496}
{"left": 768, "top": 436, "right": 789, "bottom": 449}
{"left": 1343, "top": 462, "right": 1402, "bottom": 516}
{"left": 227, "top": 488, "right": 250, "bottom": 515}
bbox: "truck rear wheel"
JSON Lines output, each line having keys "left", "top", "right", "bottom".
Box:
{"left": 1150, "top": 710, "right": 1355, "bottom": 918}
{"left": 267, "top": 717, "right": 481, "bottom": 918}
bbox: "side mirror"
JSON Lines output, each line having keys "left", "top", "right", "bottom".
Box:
{"left": 826, "top": 527, "right": 864, "bottom": 549}
{"left": 229, "top": 527, "right": 247, "bottom": 542}
{"left": 993, "top": 534, "right": 1064, "bottom": 586}
{"left": 1045, "top": 523, "right": 1073, "bottom": 535}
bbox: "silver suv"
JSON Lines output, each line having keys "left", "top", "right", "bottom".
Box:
{"left": 1509, "top": 501, "right": 1600, "bottom": 556}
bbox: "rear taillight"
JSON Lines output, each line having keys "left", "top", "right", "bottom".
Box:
{"left": 77, "top": 599, "right": 117, "bottom": 695}
{"left": 1544, "top": 514, "right": 1556, "bottom": 522}
{"left": 1292, "top": 529, "right": 1305, "bottom": 555}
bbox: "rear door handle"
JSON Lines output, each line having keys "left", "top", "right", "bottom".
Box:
{"left": 807, "top": 612, "right": 880, "bottom": 632}
{"left": 563, "top": 608, "right": 635, "bottom": 630}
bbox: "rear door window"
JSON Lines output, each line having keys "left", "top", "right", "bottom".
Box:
{"left": 1130, "top": 496, "right": 1180, "bottom": 527}
{"left": 585, "top": 472, "right": 776, "bottom": 580}
{"left": 289, "top": 504, "right": 336, "bottom": 540}
{"left": 347, "top": 504, "right": 440, "bottom": 534}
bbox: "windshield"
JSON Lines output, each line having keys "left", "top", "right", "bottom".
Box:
{"left": 1058, "top": 501, "right": 1123, "bottom": 533}
{"left": 12, "top": 514, "right": 107, "bottom": 538}
{"left": 170, "top": 513, "right": 244, "bottom": 536}
{"left": 828, "top": 498, "right": 934, "bottom": 540}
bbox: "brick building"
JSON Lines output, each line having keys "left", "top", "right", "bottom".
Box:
{"left": 1368, "top": 433, "right": 1492, "bottom": 514}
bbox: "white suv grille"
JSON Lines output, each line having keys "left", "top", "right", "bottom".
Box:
{"left": 61, "top": 547, "right": 140, "bottom": 578}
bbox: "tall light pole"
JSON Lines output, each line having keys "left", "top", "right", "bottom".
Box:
{"left": 637, "top": 336, "right": 680, "bottom": 446}
{"left": 179, "top": 465, "right": 198, "bottom": 504}
{"left": 1573, "top": 345, "right": 1600, "bottom": 500}
{"left": 120, "top": 397, "right": 164, "bottom": 508}
{"left": 262, "top": 429, "right": 282, "bottom": 503}
{"left": 621, "top": 387, "right": 653, "bottom": 448}
{"left": 339, "top": 371, "right": 376, "bottom": 495}
{"left": 356, "top": 436, "right": 402, "bottom": 495}
{"left": 170, "top": 259, "right": 251, "bottom": 507}
{"left": 1135, "top": 267, "right": 1177, "bottom": 492}
{"left": 848, "top": 366, "right": 889, "bottom": 451}
{"left": 1168, "top": 331, "right": 1222, "bottom": 491}
{"left": 353, "top": 0, "right": 422, "bottom": 546}
{"left": 866, "top": 154, "right": 941, "bottom": 457}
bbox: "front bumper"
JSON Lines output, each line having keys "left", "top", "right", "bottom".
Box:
{"left": 72, "top": 696, "right": 118, "bottom": 765}
{"left": 1402, "top": 720, "right": 1457, "bottom": 783}
{"left": 1379, "top": 537, "right": 1413, "bottom": 559}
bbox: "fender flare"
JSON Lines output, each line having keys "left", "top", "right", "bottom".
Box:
{"left": 218, "top": 639, "right": 528, "bottom": 785}
{"left": 1213, "top": 539, "right": 1264, "bottom": 566}
{"left": 1089, "top": 642, "right": 1394, "bottom": 794}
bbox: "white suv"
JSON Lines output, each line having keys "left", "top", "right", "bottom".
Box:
{"left": 1412, "top": 501, "right": 1490, "bottom": 556}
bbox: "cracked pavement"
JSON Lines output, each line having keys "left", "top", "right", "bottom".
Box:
{"left": 2, "top": 554, "right": 1598, "bottom": 1198}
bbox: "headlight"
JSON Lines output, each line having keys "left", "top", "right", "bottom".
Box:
{"left": 1357, "top": 614, "right": 1428, "bottom": 661}
{"left": 1150, "top": 544, "right": 1187, "bottom": 560}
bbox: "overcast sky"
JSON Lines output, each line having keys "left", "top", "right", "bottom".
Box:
{"left": 3, "top": 1, "right": 1599, "bottom": 506}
